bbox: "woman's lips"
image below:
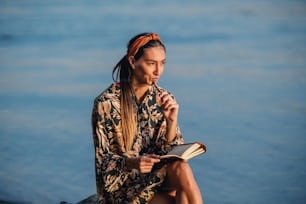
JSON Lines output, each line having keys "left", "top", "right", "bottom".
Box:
{"left": 151, "top": 78, "right": 159, "bottom": 83}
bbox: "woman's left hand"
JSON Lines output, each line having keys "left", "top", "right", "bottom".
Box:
{"left": 159, "top": 91, "right": 179, "bottom": 123}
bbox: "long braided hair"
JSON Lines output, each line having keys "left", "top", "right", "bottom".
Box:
{"left": 112, "top": 32, "right": 165, "bottom": 152}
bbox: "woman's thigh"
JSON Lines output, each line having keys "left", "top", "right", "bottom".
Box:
{"left": 165, "top": 160, "right": 195, "bottom": 188}
{"left": 149, "top": 192, "right": 175, "bottom": 204}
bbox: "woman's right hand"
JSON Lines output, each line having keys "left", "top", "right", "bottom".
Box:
{"left": 126, "top": 154, "right": 160, "bottom": 173}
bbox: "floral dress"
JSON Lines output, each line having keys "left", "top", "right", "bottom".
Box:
{"left": 91, "top": 83, "right": 184, "bottom": 204}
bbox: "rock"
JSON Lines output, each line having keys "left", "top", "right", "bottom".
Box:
{"left": 60, "top": 194, "right": 98, "bottom": 204}
{"left": 76, "top": 195, "right": 98, "bottom": 204}
{"left": 0, "top": 200, "right": 31, "bottom": 204}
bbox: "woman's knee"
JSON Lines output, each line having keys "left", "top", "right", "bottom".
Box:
{"left": 167, "top": 160, "right": 193, "bottom": 177}
{"left": 166, "top": 160, "right": 195, "bottom": 189}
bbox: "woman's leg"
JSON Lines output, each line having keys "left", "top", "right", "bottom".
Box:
{"left": 166, "top": 160, "right": 203, "bottom": 204}
{"left": 149, "top": 192, "right": 175, "bottom": 204}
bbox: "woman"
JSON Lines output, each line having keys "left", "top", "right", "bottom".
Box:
{"left": 91, "top": 32, "right": 203, "bottom": 204}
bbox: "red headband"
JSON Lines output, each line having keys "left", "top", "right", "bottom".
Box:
{"left": 128, "top": 33, "right": 161, "bottom": 58}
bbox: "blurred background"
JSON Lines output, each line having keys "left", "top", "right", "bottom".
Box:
{"left": 0, "top": 0, "right": 306, "bottom": 203}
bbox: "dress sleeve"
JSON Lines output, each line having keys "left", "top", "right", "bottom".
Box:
{"left": 92, "top": 99, "right": 129, "bottom": 193}
{"left": 155, "top": 121, "right": 184, "bottom": 155}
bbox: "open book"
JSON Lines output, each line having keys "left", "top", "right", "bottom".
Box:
{"left": 160, "top": 142, "right": 206, "bottom": 161}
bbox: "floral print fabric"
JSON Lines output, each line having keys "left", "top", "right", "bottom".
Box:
{"left": 91, "top": 83, "right": 184, "bottom": 204}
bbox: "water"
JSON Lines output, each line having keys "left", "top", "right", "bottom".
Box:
{"left": 1, "top": 0, "right": 306, "bottom": 203}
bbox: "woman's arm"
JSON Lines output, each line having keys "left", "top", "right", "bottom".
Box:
{"left": 92, "top": 99, "right": 130, "bottom": 193}
{"left": 159, "top": 91, "right": 180, "bottom": 142}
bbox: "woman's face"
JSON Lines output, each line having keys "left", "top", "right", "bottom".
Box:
{"left": 130, "top": 46, "right": 166, "bottom": 87}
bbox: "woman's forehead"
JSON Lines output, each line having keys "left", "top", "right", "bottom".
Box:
{"left": 141, "top": 46, "right": 166, "bottom": 60}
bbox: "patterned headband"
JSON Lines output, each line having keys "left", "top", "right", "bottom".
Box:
{"left": 128, "top": 33, "right": 162, "bottom": 58}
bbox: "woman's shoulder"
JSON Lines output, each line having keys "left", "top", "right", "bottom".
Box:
{"left": 94, "top": 83, "right": 120, "bottom": 103}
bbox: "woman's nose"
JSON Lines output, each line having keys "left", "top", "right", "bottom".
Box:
{"left": 154, "top": 63, "right": 163, "bottom": 75}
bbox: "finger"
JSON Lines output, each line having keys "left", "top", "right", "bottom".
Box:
{"left": 140, "top": 157, "right": 159, "bottom": 166}
{"left": 144, "top": 155, "right": 161, "bottom": 161}
{"left": 159, "top": 91, "right": 167, "bottom": 98}
{"left": 164, "top": 102, "right": 179, "bottom": 111}
{"left": 146, "top": 154, "right": 161, "bottom": 162}
{"left": 148, "top": 154, "right": 161, "bottom": 159}
{"left": 140, "top": 165, "right": 153, "bottom": 172}
{"left": 141, "top": 158, "right": 160, "bottom": 165}
{"left": 161, "top": 99, "right": 173, "bottom": 111}
{"left": 141, "top": 156, "right": 153, "bottom": 162}
{"left": 160, "top": 94, "right": 171, "bottom": 103}
{"left": 160, "top": 92, "right": 173, "bottom": 103}
{"left": 161, "top": 95, "right": 176, "bottom": 107}
{"left": 140, "top": 167, "right": 153, "bottom": 174}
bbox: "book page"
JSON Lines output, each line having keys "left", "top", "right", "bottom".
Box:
{"left": 166, "top": 143, "right": 197, "bottom": 157}
{"left": 184, "top": 148, "right": 205, "bottom": 160}
{"left": 181, "top": 143, "right": 201, "bottom": 158}
{"left": 160, "top": 142, "right": 206, "bottom": 160}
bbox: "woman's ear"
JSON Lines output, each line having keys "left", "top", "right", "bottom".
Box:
{"left": 128, "top": 56, "right": 136, "bottom": 69}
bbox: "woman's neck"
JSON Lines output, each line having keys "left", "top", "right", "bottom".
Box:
{"left": 131, "top": 82, "right": 150, "bottom": 104}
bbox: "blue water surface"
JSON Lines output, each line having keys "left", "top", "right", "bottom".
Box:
{"left": 1, "top": 0, "right": 306, "bottom": 203}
